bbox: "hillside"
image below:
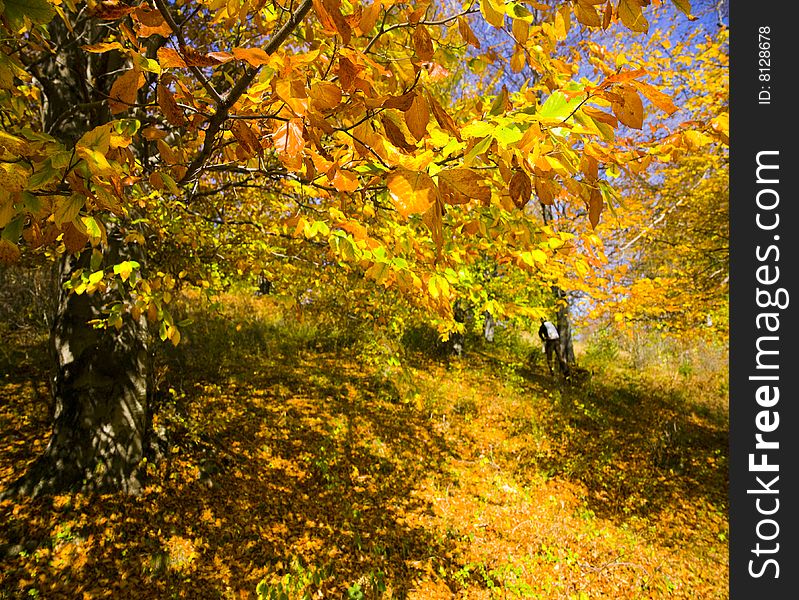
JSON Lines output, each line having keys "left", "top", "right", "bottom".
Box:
{"left": 1, "top": 296, "right": 728, "bottom": 599}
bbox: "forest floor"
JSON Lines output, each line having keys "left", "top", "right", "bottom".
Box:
{"left": 0, "top": 296, "right": 728, "bottom": 599}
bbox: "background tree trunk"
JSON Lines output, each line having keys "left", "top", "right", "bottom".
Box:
{"left": 555, "top": 288, "right": 576, "bottom": 367}
{"left": 540, "top": 204, "right": 576, "bottom": 369}
{"left": 2, "top": 10, "right": 150, "bottom": 498}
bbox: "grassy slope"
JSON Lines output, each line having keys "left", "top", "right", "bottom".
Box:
{"left": 0, "top": 296, "right": 728, "bottom": 599}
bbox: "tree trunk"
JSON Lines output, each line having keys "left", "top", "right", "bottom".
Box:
{"left": 3, "top": 241, "right": 149, "bottom": 497}
{"left": 1, "top": 11, "right": 150, "bottom": 498}
{"left": 540, "top": 204, "right": 576, "bottom": 368}
{"left": 555, "top": 288, "right": 576, "bottom": 366}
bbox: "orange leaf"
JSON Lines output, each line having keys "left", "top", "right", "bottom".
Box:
{"left": 133, "top": 6, "right": 172, "bottom": 38}
{"left": 582, "top": 106, "right": 618, "bottom": 128}
{"left": 359, "top": 1, "right": 381, "bottom": 34}
{"left": 157, "top": 47, "right": 187, "bottom": 69}
{"left": 404, "top": 93, "right": 429, "bottom": 141}
{"left": 273, "top": 119, "right": 305, "bottom": 159}
{"left": 232, "top": 47, "right": 271, "bottom": 67}
{"left": 611, "top": 85, "right": 644, "bottom": 129}
{"left": 413, "top": 25, "right": 434, "bottom": 61}
{"left": 332, "top": 169, "right": 359, "bottom": 192}
{"left": 108, "top": 69, "right": 145, "bottom": 114}
{"left": 631, "top": 80, "right": 678, "bottom": 115}
{"left": 309, "top": 81, "right": 342, "bottom": 111}
{"left": 387, "top": 169, "right": 437, "bottom": 217}
{"left": 157, "top": 84, "right": 186, "bottom": 126}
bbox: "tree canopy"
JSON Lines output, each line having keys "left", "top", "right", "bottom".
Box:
{"left": 0, "top": 0, "right": 709, "bottom": 341}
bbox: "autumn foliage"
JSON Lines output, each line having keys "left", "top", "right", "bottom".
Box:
{"left": 1, "top": 0, "right": 728, "bottom": 597}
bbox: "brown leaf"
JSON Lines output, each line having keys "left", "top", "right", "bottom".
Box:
{"left": 338, "top": 56, "right": 361, "bottom": 91}
{"left": 157, "top": 84, "right": 187, "bottom": 126}
{"left": 382, "top": 116, "right": 415, "bottom": 152}
{"left": 509, "top": 170, "right": 532, "bottom": 209}
{"left": 382, "top": 91, "right": 416, "bottom": 111}
{"left": 176, "top": 48, "right": 219, "bottom": 67}
{"left": 602, "top": 1, "right": 612, "bottom": 29}
{"left": 63, "top": 222, "right": 90, "bottom": 254}
{"left": 231, "top": 121, "right": 261, "bottom": 156}
{"left": 438, "top": 168, "right": 490, "bottom": 205}
{"left": 574, "top": 2, "right": 601, "bottom": 27}
{"left": 108, "top": 69, "right": 145, "bottom": 114}
{"left": 0, "top": 239, "right": 21, "bottom": 264}
{"left": 413, "top": 25, "right": 434, "bottom": 61}
{"left": 404, "top": 93, "right": 429, "bottom": 141}
{"left": 90, "top": 2, "right": 135, "bottom": 20}
{"left": 588, "top": 186, "right": 603, "bottom": 229}
{"left": 422, "top": 197, "right": 445, "bottom": 259}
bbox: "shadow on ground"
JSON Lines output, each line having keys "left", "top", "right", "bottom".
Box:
{"left": 0, "top": 321, "right": 461, "bottom": 598}
{"left": 513, "top": 359, "right": 728, "bottom": 525}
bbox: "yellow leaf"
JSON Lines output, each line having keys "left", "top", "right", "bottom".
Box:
{"left": 618, "top": 0, "right": 649, "bottom": 33}
{"left": 54, "top": 195, "right": 85, "bottom": 227}
{"left": 480, "top": 0, "right": 505, "bottom": 28}
{"left": 387, "top": 169, "right": 437, "bottom": 217}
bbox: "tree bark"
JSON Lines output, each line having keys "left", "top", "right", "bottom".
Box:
{"left": 540, "top": 204, "right": 576, "bottom": 368}
{"left": 2, "top": 11, "right": 150, "bottom": 498}
{"left": 555, "top": 288, "right": 576, "bottom": 366}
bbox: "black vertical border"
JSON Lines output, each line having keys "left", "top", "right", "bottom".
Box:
{"left": 729, "top": 1, "right": 797, "bottom": 597}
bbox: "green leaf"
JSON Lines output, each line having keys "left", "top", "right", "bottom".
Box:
{"left": 494, "top": 124, "right": 523, "bottom": 148}
{"left": 54, "top": 195, "right": 85, "bottom": 227}
{"left": 463, "top": 135, "right": 493, "bottom": 167}
{"left": 2, "top": 0, "right": 56, "bottom": 30}
{"left": 1, "top": 214, "right": 23, "bottom": 242}
{"left": 538, "top": 91, "right": 583, "bottom": 121}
